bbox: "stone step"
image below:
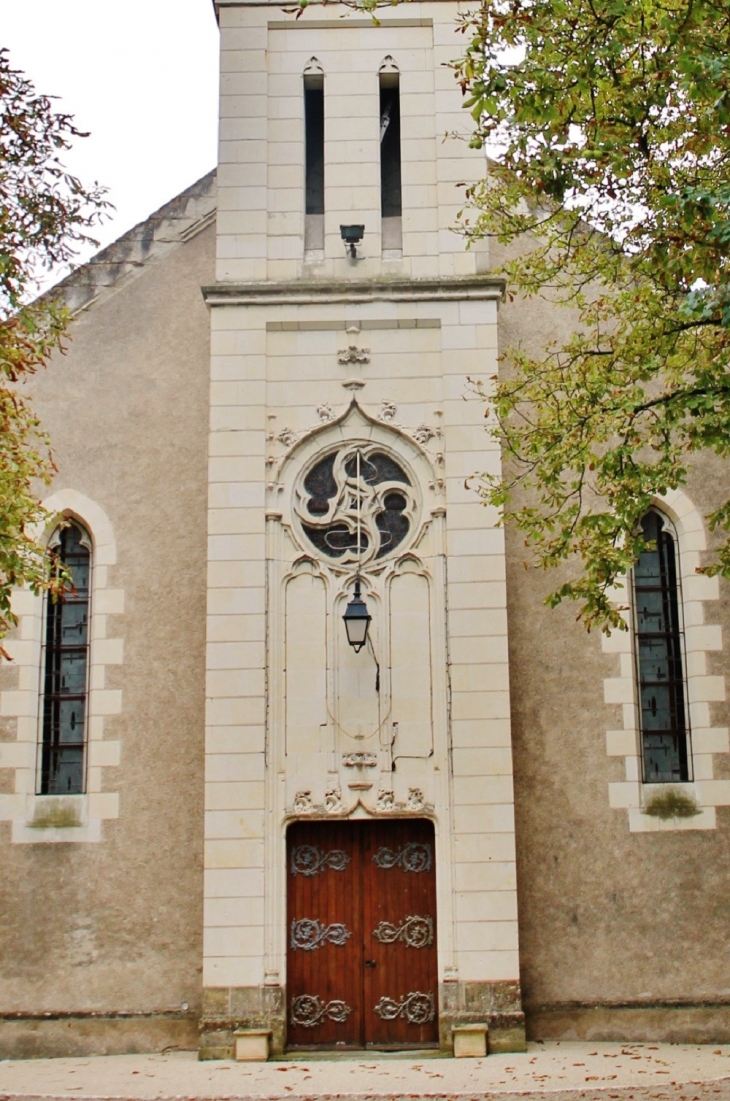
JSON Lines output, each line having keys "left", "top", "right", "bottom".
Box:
{"left": 1, "top": 1042, "right": 730, "bottom": 1101}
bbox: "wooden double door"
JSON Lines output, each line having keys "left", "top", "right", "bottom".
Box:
{"left": 287, "top": 819, "right": 438, "bottom": 1050}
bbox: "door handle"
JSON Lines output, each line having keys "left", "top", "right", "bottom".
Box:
{"left": 365, "top": 958, "right": 376, "bottom": 968}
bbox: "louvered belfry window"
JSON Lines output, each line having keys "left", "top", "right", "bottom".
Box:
{"left": 39, "top": 522, "right": 91, "bottom": 795}
{"left": 633, "top": 511, "right": 690, "bottom": 783}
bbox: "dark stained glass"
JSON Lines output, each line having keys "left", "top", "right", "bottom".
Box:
{"left": 300, "top": 448, "right": 412, "bottom": 561}
{"left": 304, "top": 452, "right": 337, "bottom": 516}
{"left": 375, "top": 492, "right": 409, "bottom": 558}
{"left": 344, "top": 452, "right": 409, "bottom": 487}
{"left": 40, "top": 523, "right": 90, "bottom": 795}
{"left": 634, "top": 511, "right": 689, "bottom": 783}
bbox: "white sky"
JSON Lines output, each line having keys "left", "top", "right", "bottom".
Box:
{"left": 4, "top": 0, "right": 220, "bottom": 282}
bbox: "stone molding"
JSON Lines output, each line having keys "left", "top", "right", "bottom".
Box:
{"left": 202, "top": 275, "right": 506, "bottom": 308}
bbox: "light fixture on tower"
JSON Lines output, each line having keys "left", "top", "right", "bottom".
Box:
{"left": 342, "top": 448, "right": 372, "bottom": 652}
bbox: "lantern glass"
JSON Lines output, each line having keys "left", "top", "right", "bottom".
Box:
{"left": 343, "top": 578, "right": 371, "bottom": 653}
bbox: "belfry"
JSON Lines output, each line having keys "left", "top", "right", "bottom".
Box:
{"left": 199, "top": 0, "right": 523, "bottom": 1056}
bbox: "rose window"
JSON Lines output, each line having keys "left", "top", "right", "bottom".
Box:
{"left": 295, "top": 446, "right": 417, "bottom": 565}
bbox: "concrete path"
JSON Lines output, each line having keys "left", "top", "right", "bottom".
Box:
{"left": 1, "top": 1042, "right": 730, "bottom": 1101}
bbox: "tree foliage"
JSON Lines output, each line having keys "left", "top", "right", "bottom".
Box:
{"left": 455, "top": 0, "right": 730, "bottom": 629}
{"left": 0, "top": 47, "right": 107, "bottom": 650}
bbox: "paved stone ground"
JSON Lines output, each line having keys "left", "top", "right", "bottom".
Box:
{"left": 1, "top": 1042, "right": 730, "bottom": 1101}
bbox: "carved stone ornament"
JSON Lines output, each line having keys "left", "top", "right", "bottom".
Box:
{"left": 406, "top": 787, "right": 426, "bottom": 811}
{"left": 373, "top": 991, "right": 435, "bottom": 1024}
{"left": 379, "top": 399, "right": 397, "bottom": 422}
{"left": 338, "top": 344, "right": 370, "bottom": 365}
{"left": 373, "top": 914, "right": 434, "bottom": 948}
{"left": 277, "top": 426, "right": 298, "bottom": 447}
{"left": 412, "top": 423, "right": 438, "bottom": 445}
{"left": 290, "top": 919, "right": 352, "bottom": 951}
{"left": 372, "top": 842, "right": 433, "bottom": 873}
{"left": 343, "top": 752, "right": 378, "bottom": 768}
{"left": 374, "top": 788, "right": 431, "bottom": 815}
{"left": 293, "top": 791, "right": 312, "bottom": 813}
{"left": 291, "top": 845, "right": 350, "bottom": 877}
{"left": 323, "top": 787, "right": 343, "bottom": 813}
{"left": 316, "top": 402, "right": 334, "bottom": 423}
{"left": 290, "top": 994, "right": 352, "bottom": 1027}
{"left": 290, "top": 788, "right": 343, "bottom": 817}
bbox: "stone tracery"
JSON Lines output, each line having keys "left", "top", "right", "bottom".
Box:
{"left": 294, "top": 443, "right": 419, "bottom": 566}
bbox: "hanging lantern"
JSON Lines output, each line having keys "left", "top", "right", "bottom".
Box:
{"left": 342, "top": 577, "right": 371, "bottom": 653}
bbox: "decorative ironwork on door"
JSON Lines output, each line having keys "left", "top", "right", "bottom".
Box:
{"left": 372, "top": 842, "right": 432, "bottom": 872}
{"left": 290, "top": 995, "right": 353, "bottom": 1027}
{"left": 291, "top": 919, "right": 352, "bottom": 951}
{"left": 291, "top": 845, "right": 350, "bottom": 876}
{"left": 373, "top": 915, "right": 433, "bottom": 948}
{"left": 373, "top": 992, "right": 436, "bottom": 1024}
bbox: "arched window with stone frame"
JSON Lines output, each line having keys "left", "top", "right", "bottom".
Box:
{"left": 39, "top": 520, "right": 92, "bottom": 795}
{"left": 632, "top": 508, "right": 691, "bottom": 784}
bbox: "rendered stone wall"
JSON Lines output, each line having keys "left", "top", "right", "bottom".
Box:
{"left": 497, "top": 275, "right": 730, "bottom": 1041}
{"left": 0, "top": 204, "right": 214, "bottom": 1057}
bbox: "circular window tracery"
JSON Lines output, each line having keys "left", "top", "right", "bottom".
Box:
{"left": 294, "top": 445, "right": 418, "bottom": 565}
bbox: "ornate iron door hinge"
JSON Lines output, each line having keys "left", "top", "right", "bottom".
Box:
{"left": 290, "top": 994, "right": 353, "bottom": 1027}
{"left": 373, "top": 991, "right": 435, "bottom": 1024}
{"left": 373, "top": 914, "right": 433, "bottom": 948}
{"left": 290, "top": 918, "right": 352, "bottom": 951}
{"left": 291, "top": 845, "right": 350, "bottom": 876}
{"left": 372, "top": 842, "right": 432, "bottom": 872}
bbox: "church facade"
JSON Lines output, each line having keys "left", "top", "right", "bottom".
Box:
{"left": 1, "top": 0, "right": 730, "bottom": 1061}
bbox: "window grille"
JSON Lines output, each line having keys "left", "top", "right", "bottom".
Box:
{"left": 633, "top": 511, "right": 690, "bottom": 783}
{"left": 39, "top": 522, "right": 91, "bottom": 795}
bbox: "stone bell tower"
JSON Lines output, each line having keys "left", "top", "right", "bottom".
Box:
{"left": 200, "top": 0, "right": 525, "bottom": 1057}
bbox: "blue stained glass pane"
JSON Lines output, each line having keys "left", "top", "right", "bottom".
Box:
{"left": 637, "top": 636, "right": 670, "bottom": 683}
{"left": 644, "top": 734, "right": 684, "bottom": 783}
{"left": 43, "top": 746, "right": 84, "bottom": 795}
{"left": 640, "top": 685, "right": 673, "bottom": 730}
{"left": 60, "top": 602, "right": 88, "bottom": 645}
{"left": 57, "top": 650, "right": 87, "bottom": 695}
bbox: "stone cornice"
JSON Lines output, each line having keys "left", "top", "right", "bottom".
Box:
{"left": 202, "top": 275, "right": 506, "bottom": 307}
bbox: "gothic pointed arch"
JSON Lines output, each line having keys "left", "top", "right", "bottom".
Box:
{"left": 276, "top": 400, "right": 437, "bottom": 572}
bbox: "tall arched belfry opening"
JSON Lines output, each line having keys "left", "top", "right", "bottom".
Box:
{"left": 200, "top": 0, "right": 523, "bottom": 1057}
